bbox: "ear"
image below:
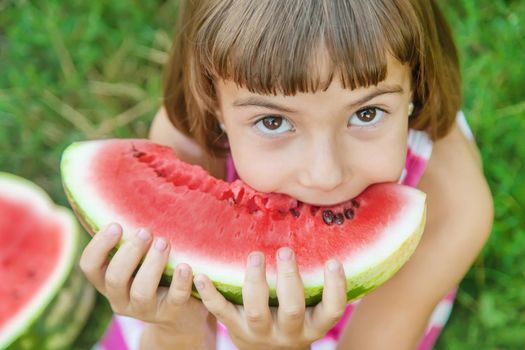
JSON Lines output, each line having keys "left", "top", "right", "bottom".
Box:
{"left": 219, "top": 123, "right": 227, "bottom": 132}
{"left": 406, "top": 88, "right": 414, "bottom": 117}
{"left": 214, "top": 109, "right": 223, "bottom": 122}
{"left": 408, "top": 102, "right": 414, "bottom": 117}
{"left": 213, "top": 110, "right": 227, "bottom": 133}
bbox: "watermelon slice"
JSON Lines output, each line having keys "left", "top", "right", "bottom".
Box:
{"left": 61, "top": 139, "right": 426, "bottom": 306}
{"left": 0, "top": 172, "right": 95, "bottom": 349}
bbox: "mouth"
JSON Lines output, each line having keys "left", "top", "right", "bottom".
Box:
{"left": 289, "top": 183, "right": 386, "bottom": 207}
{"left": 299, "top": 198, "right": 350, "bottom": 207}
{"left": 288, "top": 191, "right": 359, "bottom": 207}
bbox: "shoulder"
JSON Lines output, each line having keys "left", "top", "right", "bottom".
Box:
{"left": 364, "top": 122, "right": 492, "bottom": 302}
{"left": 419, "top": 122, "right": 492, "bottom": 233}
{"left": 413, "top": 122, "right": 493, "bottom": 299}
{"left": 148, "top": 107, "right": 205, "bottom": 162}
{"left": 148, "top": 108, "right": 226, "bottom": 179}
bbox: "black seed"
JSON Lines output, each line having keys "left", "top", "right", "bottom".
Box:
{"left": 351, "top": 199, "right": 360, "bottom": 208}
{"left": 289, "top": 208, "right": 300, "bottom": 217}
{"left": 334, "top": 213, "right": 344, "bottom": 225}
{"left": 322, "top": 210, "right": 334, "bottom": 225}
{"left": 344, "top": 208, "right": 354, "bottom": 219}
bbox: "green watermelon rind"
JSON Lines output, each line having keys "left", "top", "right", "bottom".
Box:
{"left": 70, "top": 292, "right": 113, "bottom": 350}
{"left": 0, "top": 172, "right": 93, "bottom": 350}
{"left": 60, "top": 140, "right": 426, "bottom": 307}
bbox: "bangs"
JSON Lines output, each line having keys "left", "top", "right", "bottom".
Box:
{"left": 195, "top": 0, "right": 421, "bottom": 95}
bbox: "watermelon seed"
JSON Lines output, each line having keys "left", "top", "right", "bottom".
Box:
{"left": 322, "top": 210, "right": 334, "bottom": 225}
{"left": 351, "top": 199, "right": 360, "bottom": 208}
{"left": 334, "top": 213, "right": 344, "bottom": 225}
{"left": 289, "top": 208, "right": 300, "bottom": 217}
{"left": 344, "top": 208, "right": 354, "bottom": 219}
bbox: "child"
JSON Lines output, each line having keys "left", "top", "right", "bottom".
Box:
{"left": 82, "top": 0, "right": 493, "bottom": 349}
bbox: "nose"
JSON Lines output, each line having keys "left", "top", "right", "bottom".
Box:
{"left": 298, "top": 139, "right": 346, "bottom": 192}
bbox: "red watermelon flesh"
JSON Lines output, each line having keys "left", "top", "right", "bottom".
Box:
{"left": 0, "top": 199, "right": 62, "bottom": 326}
{"left": 61, "top": 139, "right": 426, "bottom": 306}
{"left": 0, "top": 172, "right": 86, "bottom": 349}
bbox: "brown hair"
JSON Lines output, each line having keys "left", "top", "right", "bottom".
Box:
{"left": 163, "top": 0, "right": 461, "bottom": 157}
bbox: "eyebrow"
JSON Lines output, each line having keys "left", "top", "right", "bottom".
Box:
{"left": 232, "top": 84, "right": 404, "bottom": 113}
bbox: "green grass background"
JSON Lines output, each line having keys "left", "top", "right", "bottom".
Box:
{"left": 1, "top": 0, "right": 524, "bottom": 349}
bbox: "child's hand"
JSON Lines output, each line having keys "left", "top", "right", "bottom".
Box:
{"left": 79, "top": 223, "right": 209, "bottom": 335}
{"left": 194, "top": 247, "right": 348, "bottom": 350}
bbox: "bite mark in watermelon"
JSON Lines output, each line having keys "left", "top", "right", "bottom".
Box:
{"left": 0, "top": 172, "right": 95, "bottom": 350}
{"left": 60, "top": 139, "right": 426, "bottom": 306}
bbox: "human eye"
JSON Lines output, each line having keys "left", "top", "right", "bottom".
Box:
{"left": 253, "top": 115, "right": 294, "bottom": 135}
{"left": 348, "top": 107, "right": 386, "bottom": 128}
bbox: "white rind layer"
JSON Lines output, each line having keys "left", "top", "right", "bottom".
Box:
{"left": 0, "top": 173, "right": 78, "bottom": 349}
{"left": 62, "top": 140, "right": 426, "bottom": 291}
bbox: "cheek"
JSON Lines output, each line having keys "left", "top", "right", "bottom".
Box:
{"left": 365, "top": 146, "right": 406, "bottom": 182}
{"left": 228, "top": 136, "right": 288, "bottom": 192}
{"left": 352, "top": 130, "right": 408, "bottom": 183}
{"left": 234, "top": 155, "right": 285, "bottom": 192}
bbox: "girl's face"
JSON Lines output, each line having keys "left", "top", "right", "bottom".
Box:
{"left": 215, "top": 56, "right": 412, "bottom": 206}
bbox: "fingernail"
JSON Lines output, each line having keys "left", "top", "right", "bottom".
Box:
{"left": 178, "top": 266, "right": 189, "bottom": 279}
{"left": 136, "top": 228, "right": 151, "bottom": 242}
{"left": 195, "top": 277, "right": 205, "bottom": 290}
{"left": 249, "top": 253, "right": 262, "bottom": 267}
{"left": 105, "top": 223, "right": 120, "bottom": 236}
{"left": 154, "top": 237, "right": 167, "bottom": 251}
{"left": 327, "top": 259, "right": 340, "bottom": 272}
{"left": 278, "top": 247, "right": 293, "bottom": 261}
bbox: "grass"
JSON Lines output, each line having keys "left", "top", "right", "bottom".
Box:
{"left": 1, "top": 0, "right": 524, "bottom": 348}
